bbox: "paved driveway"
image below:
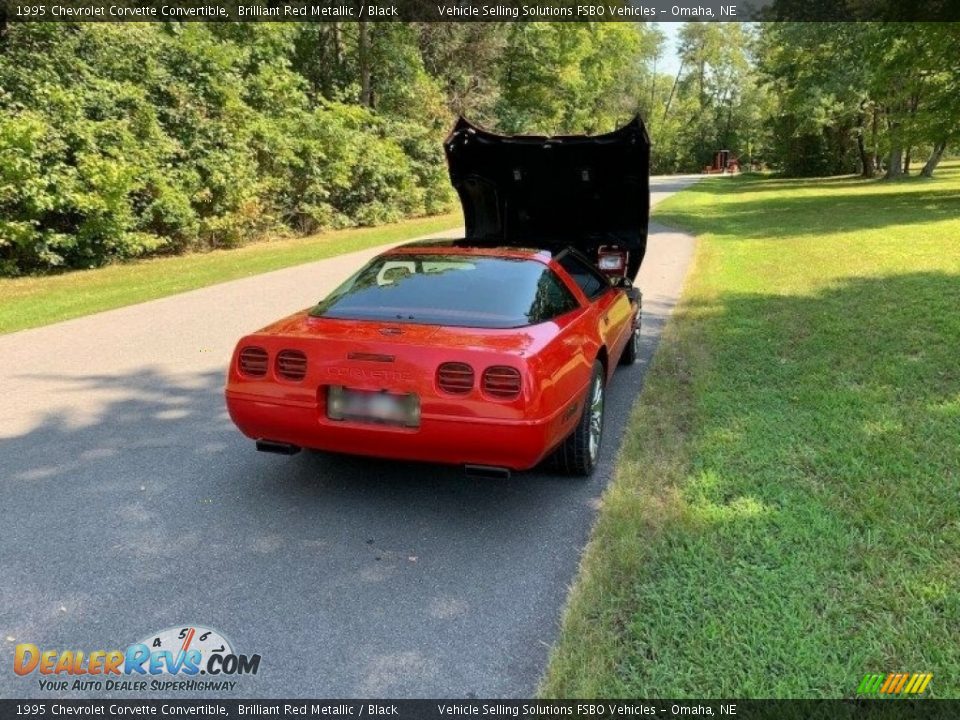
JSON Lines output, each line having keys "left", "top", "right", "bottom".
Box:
{"left": 0, "top": 175, "right": 700, "bottom": 698}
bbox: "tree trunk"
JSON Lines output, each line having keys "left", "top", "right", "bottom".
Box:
{"left": 661, "top": 59, "right": 684, "bottom": 123}
{"left": 856, "top": 132, "right": 875, "bottom": 178}
{"left": 885, "top": 145, "right": 903, "bottom": 179}
{"left": 902, "top": 93, "right": 919, "bottom": 176}
{"left": 698, "top": 58, "right": 706, "bottom": 112}
{"left": 724, "top": 102, "right": 733, "bottom": 150}
{"left": 649, "top": 52, "right": 658, "bottom": 114}
{"left": 856, "top": 102, "right": 876, "bottom": 178}
{"left": 885, "top": 112, "right": 903, "bottom": 179}
{"left": 358, "top": 21, "right": 372, "bottom": 108}
{"left": 331, "top": 22, "right": 342, "bottom": 68}
{"left": 921, "top": 139, "right": 948, "bottom": 178}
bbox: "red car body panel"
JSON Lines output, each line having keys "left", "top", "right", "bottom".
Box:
{"left": 225, "top": 246, "right": 637, "bottom": 470}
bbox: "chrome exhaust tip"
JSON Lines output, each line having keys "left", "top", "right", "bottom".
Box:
{"left": 256, "top": 440, "right": 301, "bottom": 456}
{"left": 464, "top": 464, "right": 511, "bottom": 480}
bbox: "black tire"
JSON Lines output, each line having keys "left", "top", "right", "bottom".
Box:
{"left": 619, "top": 314, "right": 641, "bottom": 366}
{"left": 554, "top": 361, "right": 605, "bottom": 477}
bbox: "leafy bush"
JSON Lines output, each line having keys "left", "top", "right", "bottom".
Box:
{"left": 0, "top": 24, "right": 452, "bottom": 276}
{"left": 767, "top": 115, "right": 860, "bottom": 177}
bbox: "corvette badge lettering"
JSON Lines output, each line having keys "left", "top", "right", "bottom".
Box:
{"left": 327, "top": 367, "right": 412, "bottom": 381}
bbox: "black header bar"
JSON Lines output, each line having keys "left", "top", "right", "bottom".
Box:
{"left": 2, "top": 0, "right": 959, "bottom": 22}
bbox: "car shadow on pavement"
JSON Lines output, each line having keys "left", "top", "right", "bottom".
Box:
{"left": 1, "top": 361, "right": 593, "bottom": 523}
{"left": 1, "top": 359, "right": 635, "bottom": 698}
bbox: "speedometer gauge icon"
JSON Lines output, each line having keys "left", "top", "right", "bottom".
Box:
{"left": 136, "top": 625, "right": 233, "bottom": 673}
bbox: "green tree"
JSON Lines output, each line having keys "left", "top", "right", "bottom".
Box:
{"left": 0, "top": 23, "right": 454, "bottom": 275}
{"left": 496, "top": 23, "right": 658, "bottom": 135}
{"left": 756, "top": 22, "right": 870, "bottom": 176}
{"left": 756, "top": 22, "right": 960, "bottom": 178}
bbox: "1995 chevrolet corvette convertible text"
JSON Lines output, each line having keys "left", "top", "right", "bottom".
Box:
{"left": 225, "top": 117, "right": 651, "bottom": 476}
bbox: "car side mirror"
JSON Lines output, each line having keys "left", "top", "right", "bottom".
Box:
{"left": 609, "top": 276, "right": 641, "bottom": 305}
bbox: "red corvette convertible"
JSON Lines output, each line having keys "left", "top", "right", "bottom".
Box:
{"left": 225, "top": 117, "right": 650, "bottom": 476}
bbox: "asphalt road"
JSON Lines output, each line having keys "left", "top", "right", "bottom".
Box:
{"left": 0, "top": 175, "right": 700, "bottom": 699}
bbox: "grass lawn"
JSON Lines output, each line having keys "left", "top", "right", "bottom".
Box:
{"left": 541, "top": 162, "right": 960, "bottom": 698}
{"left": 0, "top": 211, "right": 461, "bottom": 335}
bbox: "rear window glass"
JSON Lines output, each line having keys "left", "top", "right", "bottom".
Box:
{"left": 310, "top": 254, "right": 579, "bottom": 329}
{"left": 558, "top": 252, "right": 610, "bottom": 299}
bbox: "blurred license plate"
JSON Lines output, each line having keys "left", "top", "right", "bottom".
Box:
{"left": 326, "top": 386, "right": 420, "bottom": 427}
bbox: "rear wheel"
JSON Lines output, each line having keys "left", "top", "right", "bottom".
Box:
{"left": 619, "top": 316, "right": 641, "bottom": 366}
{"left": 554, "top": 361, "right": 605, "bottom": 477}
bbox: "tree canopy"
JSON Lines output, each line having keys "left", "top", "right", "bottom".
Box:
{"left": 0, "top": 21, "right": 956, "bottom": 276}
{"left": 756, "top": 22, "right": 960, "bottom": 178}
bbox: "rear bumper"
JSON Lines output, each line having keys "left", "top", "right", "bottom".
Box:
{"left": 225, "top": 391, "right": 565, "bottom": 470}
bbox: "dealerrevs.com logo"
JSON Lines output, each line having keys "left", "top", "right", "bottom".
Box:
{"left": 13, "top": 625, "right": 261, "bottom": 693}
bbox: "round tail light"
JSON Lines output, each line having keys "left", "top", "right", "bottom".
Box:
{"left": 238, "top": 346, "right": 268, "bottom": 377}
{"left": 276, "top": 349, "right": 307, "bottom": 381}
{"left": 482, "top": 366, "right": 522, "bottom": 399}
{"left": 437, "top": 362, "right": 474, "bottom": 394}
